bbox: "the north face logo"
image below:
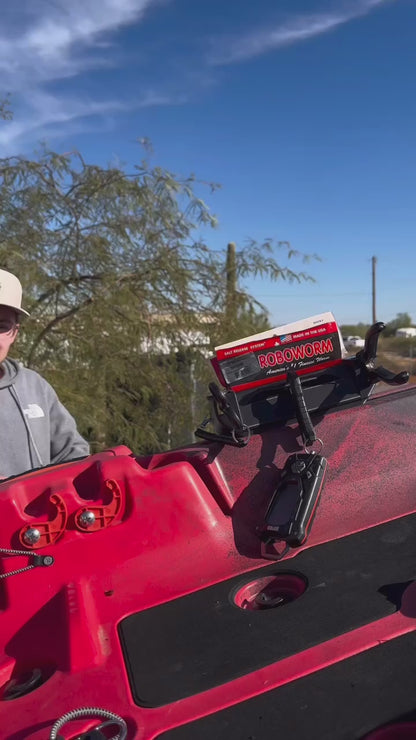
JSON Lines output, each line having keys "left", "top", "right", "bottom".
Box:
{"left": 23, "top": 404, "right": 45, "bottom": 419}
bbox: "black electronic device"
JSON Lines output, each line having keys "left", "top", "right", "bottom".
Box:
{"left": 261, "top": 452, "right": 328, "bottom": 547}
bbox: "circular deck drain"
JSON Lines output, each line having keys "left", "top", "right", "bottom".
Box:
{"left": 2, "top": 668, "right": 45, "bottom": 700}
{"left": 232, "top": 573, "right": 307, "bottom": 611}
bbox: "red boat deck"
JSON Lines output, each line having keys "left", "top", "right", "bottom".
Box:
{"left": 1, "top": 385, "right": 416, "bottom": 739}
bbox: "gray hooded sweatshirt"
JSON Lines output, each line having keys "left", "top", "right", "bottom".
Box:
{"left": 0, "top": 359, "right": 90, "bottom": 478}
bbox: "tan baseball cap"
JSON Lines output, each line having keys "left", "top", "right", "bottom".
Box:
{"left": 0, "top": 269, "right": 30, "bottom": 316}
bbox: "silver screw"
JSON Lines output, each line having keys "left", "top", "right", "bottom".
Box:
{"left": 78, "top": 510, "right": 96, "bottom": 528}
{"left": 23, "top": 528, "right": 41, "bottom": 545}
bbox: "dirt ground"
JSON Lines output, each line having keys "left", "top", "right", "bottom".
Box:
{"left": 377, "top": 351, "right": 416, "bottom": 381}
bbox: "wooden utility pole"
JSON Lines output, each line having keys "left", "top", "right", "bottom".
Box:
{"left": 226, "top": 242, "right": 237, "bottom": 324}
{"left": 372, "top": 256, "right": 377, "bottom": 324}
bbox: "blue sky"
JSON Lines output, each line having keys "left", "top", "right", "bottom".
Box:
{"left": 0, "top": 0, "right": 414, "bottom": 327}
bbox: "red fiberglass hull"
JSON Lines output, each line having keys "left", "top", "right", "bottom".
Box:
{"left": 1, "top": 385, "right": 416, "bottom": 739}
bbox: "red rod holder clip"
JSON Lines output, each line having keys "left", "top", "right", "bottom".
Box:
{"left": 19, "top": 493, "right": 68, "bottom": 550}
{"left": 74, "top": 479, "right": 125, "bottom": 532}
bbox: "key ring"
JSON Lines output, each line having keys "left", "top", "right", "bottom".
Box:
{"left": 303, "top": 437, "right": 323, "bottom": 455}
{"left": 231, "top": 425, "right": 251, "bottom": 446}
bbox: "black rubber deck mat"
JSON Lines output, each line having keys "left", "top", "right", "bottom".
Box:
{"left": 118, "top": 514, "right": 416, "bottom": 707}
{"left": 156, "top": 631, "right": 416, "bottom": 740}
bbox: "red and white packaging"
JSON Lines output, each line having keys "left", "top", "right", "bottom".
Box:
{"left": 213, "top": 312, "right": 345, "bottom": 392}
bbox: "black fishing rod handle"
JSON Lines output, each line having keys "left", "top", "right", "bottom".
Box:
{"left": 287, "top": 370, "right": 316, "bottom": 448}
{"left": 362, "top": 322, "right": 385, "bottom": 364}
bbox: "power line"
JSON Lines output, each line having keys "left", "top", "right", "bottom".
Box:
{"left": 253, "top": 291, "right": 370, "bottom": 298}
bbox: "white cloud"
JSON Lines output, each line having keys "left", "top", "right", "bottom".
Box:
{"left": 0, "top": 0, "right": 393, "bottom": 153}
{"left": 0, "top": 0, "right": 159, "bottom": 87}
{"left": 0, "top": 93, "right": 126, "bottom": 149}
{"left": 0, "top": 89, "right": 182, "bottom": 155}
{"left": 0, "top": 0, "right": 169, "bottom": 154}
{"left": 209, "top": 0, "right": 390, "bottom": 66}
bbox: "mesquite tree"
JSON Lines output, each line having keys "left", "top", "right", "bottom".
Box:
{"left": 0, "top": 146, "right": 316, "bottom": 452}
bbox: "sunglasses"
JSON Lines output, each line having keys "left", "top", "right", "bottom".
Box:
{"left": 0, "top": 320, "right": 18, "bottom": 335}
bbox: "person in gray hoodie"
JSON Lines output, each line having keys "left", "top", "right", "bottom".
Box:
{"left": 0, "top": 269, "right": 90, "bottom": 479}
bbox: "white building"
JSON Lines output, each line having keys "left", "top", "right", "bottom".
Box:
{"left": 396, "top": 327, "right": 416, "bottom": 338}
